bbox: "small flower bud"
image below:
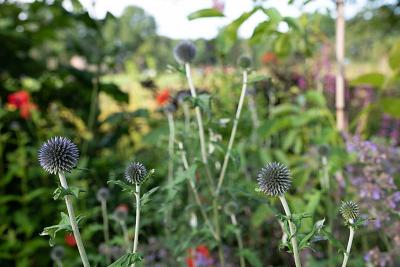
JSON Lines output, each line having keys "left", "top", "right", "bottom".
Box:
{"left": 224, "top": 201, "right": 239, "bottom": 215}
{"left": 50, "top": 246, "right": 64, "bottom": 262}
{"left": 257, "top": 162, "right": 291, "bottom": 196}
{"left": 237, "top": 56, "right": 252, "bottom": 69}
{"left": 96, "top": 187, "right": 110, "bottom": 202}
{"left": 124, "top": 161, "right": 148, "bottom": 185}
{"left": 174, "top": 41, "right": 196, "bottom": 64}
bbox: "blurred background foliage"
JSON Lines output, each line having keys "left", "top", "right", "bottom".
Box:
{"left": 1, "top": 0, "right": 400, "bottom": 266}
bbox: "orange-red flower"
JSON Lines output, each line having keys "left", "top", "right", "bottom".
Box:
{"left": 261, "top": 52, "right": 277, "bottom": 65}
{"left": 156, "top": 89, "right": 170, "bottom": 106}
{"left": 7, "top": 90, "right": 36, "bottom": 119}
{"left": 64, "top": 233, "right": 76, "bottom": 247}
{"left": 116, "top": 204, "right": 129, "bottom": 213}
{"left": 186, "top": 245, "right": 214, "bottom": 267}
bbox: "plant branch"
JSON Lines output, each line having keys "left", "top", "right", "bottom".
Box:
{"left": 100, "top": 200, "right": 111, "bottom": 264}
{"left": 230, "top": 214, "right": 245, "bottom": 267}
{"left": 341, "top": 223, "right": 355, "bottom": 267}
{"left": 131, "top": 184, "right": 141, "bottom": 267}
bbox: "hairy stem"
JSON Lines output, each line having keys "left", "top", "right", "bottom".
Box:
{"left": 55, "top": 259, "right": 63, "bottom": 267}
{"left": 165, "top": 111, "right": 175, "bottom": 231}
{"left": 216, "top": 70, "right": 248, "bottom": 195}
{"left": 178, "top": 142, "right": 219, "bottom": 241}
{"left": 341, "top": 224, "right": 354, "bottom": 267}
{"left": 230, "top": 214, "right": 245, "bottom": 267}
{"left": 279, "top": 195, "right": 302, "bottom": 267}
{"left": 100, "top": 200, "right": 111, "bottom": 264}
{"left": 58, "top": 172, "right": 90, "bottom": 267}
{"left": 132, "top": 184, "right": 141, "bottom": 267}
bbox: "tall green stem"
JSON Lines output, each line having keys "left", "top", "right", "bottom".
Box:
{"left": 132, "top": 184, "right": 141, "bottom": 267}
{"left": 165, "top": 112, "right": 175, "bottom": 231}
{"left": 178, "top": 142, "right": 219, "bottom": 241}
{"left": 58, "top": 172, "right": 90, "bottom": 267}
{"left": 230, "top": 214, "right": 245, "bottom": 267}
{"left": 341, "top": 223, "right": 354, "bottom": 267}
{"left": 120, "top": 221, "right": 130, "bottom": 252}
{"left": 184, "top": 63, "right": 214, "bottom": 190}
{"left": 279, "top": 195, "right": 302, "bottom": 267}
{"left": 100, "top": 200, "right": 110, "bottom": 264}
{"left": 216, "top": 70, "right": 248, "bottom": 195}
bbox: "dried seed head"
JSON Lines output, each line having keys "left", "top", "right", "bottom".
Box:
{"left": 38, "top": 137, "right": 79, "bottom": 174}
{"left": 238, "top": 56, "right": 252, "bottom": 69}
{"left": 50, "top": 246, "right": 64, "bottom": 261}
{"left": 257, "top": 162, "right": 291, "bottom": 196}
{"left": 124, "top": 161, "right": 147, "bottom": 185}
{"left": 174, "top": 41, "right": 196, "bottom": 64}
{"left": 96, "top": 187, "right": 110, "bottom": 202}
{"left": 340, "top": 201, "right": 359, "bottom": 221}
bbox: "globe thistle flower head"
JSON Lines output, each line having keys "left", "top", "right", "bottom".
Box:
{"left": 257, "top": 162, "right": 291, "bottom": 196}
{"left": 96, "top": 187, "right": 110, "bottom": 202}
{"left": 237, "top": 56, "right": 252, "bottom": 69}
{"left": 113, "top": 204, "right": 129, "bottom": 222}
{"left": 124, "top": 161, "right": 147, "bottom": 185}
{"left": 50, "top": 246, "right": 64, "bottom": 261}
{"left": 340, "top": 201, "right": 359, "bottom": 221}
{"left": 224, "top": 201, "right": 239, "bottom": 215}
{"left": 318, "top": 144, "right": 330, "bottom": 157}
{"left": 174, "top": 41, "right": 196, "bottom": 64}
{"left": 38, "top": 137, "right": 79, "bottom": 174}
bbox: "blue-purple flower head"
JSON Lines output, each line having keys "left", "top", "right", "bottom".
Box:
{"left": 174, "top": 41, "right": 196, "bottom": 64}
{"left": 96, "top": 187, "right": 110, "bottom": 202}
{"left": 50, "top": 246, "right": 64, "bottom": 261}
{"left": 237, "top": 56, "right": 252, "bottom": 70}
{"left": 38, "top": 137, "right": 79, "bottom": 174}
{"left": 257, "top": 162, "right": 291, "bottom": 196}
{"left": 124, "top": 161, "right": 147, "bottom": 185}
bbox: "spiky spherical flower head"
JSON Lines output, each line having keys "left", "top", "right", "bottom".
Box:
{"left": 50, "top": 246, "right": 64, "bottom": 261}
{"left": 124, "top": 161, "right": 147, "bottom": 185}
{"left": 96, "top": 187, "right": 110, "bottom": 202}
{"left": 257, "top": 162, "right": 291, "bottom": 196}
{"left": 318, "top": 144, "right": 330, "bottom": 157}
{"left": 340, "top": 201, "right": 359, "bottom": 221}
{"left": 174, "top": 41, "right": 196, "bottom": 64}
{"left": 38, "top": 137, "right": 79, "bottom": 174}
{"left": 238, "top": 56, "right": 252, "bottom": 69}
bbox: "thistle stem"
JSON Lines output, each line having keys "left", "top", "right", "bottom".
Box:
{"left": 166, "top": 112, "right": 175, "bottom": 230}
{"left": 216, "top": 70, "right": 248, "bottom": 195}
{"left": 341, "top": 224, "right": 354, "bottom": 267}
{"left": 178, "top": 142, "right": 219, "bottom": 241}
{"left": 100, "top": 200, "right": 111, "bottom": 264}
{"left": 58, "top": 172, "right": 90, "bottom": 267}
{"left": 132, "top": 184, "right": 141, "bottom": 267}
{"left": 230, "top": 214, "right": 245, "bottom": 267}
{"left": 120, "top": 221, "right": 130, "bottom": 252}
{"left": 55, "top": 259, "right": 63, "bottom": 267}
{"left": 184, "top": 63, "right": 214, "bottom": 190}
{"left": 279, "top": 195, "right": 302, "bottom": 267}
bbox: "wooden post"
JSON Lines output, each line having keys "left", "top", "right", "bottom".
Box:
{"left": 335, "top": 0, "right": 347, "bottom": 132}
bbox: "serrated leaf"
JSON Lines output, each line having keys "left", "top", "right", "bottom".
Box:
{"left": 187, "top": 8, "right": 224, "bottom": 20}
{"left": 107, "top": 179, "right": 135, "bottom": 194}
{"left": 107, "top": 253, "right": 142, "bottom": 267}
{"left": 53, "top": 186, "right": 85, "bottom": 200}
{"left": 140, "top": 186, "right": 160, "bottom": 207}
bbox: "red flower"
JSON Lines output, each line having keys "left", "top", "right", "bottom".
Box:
{"left": 7, "top": 90, "right": 36, "bottom": 119}
{"left": 156, "top": 89, "right": 170, "bottom": 106}
{"left": 196, "top": 245, "right": 210, "bottom": 257}
{"left": 116, "top": 204, "right": 129, "bottom": 213}
{"left": 64, "top": 233, "right": 76, "bottom": 247}
{"left": 261, "top": 52, "right": 277, "bottom": 65}
{"left": 186, "top": 245, "right": 213, "bottom": 267}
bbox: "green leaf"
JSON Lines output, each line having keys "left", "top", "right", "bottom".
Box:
{"left": 40, "top": 212, "right": 84, "bottom": 246}
{"left": 107, "top": 253, "right": 142, "bottom": 267}
{"left": 53, "top": 186, "right": 85, "bottom": 200}
{"left": 283, "top": 17, "right": 301, "bottom": 31}
{"left": 274, "top": 34, "right": 292, "bottom": 57}
{"left": 140, "top": 186, "right": 160, "bottom": 207}
{"left": 240, "top": 249, "right": 263, "bottom": 267}
{"left": 321, "top": 229, "right": 345, "bottom": 252}
{"left": 389, "top": 42, "right": 400, "bottom": 70}
{"left": 378, "top": 97, "right": 400, "bottom": 118}
{"left": 298, "top": 218, "right": 325, "bottom": 250}
{"left": 187, "top": 8, "right": 224, "bottom": 20}
{"left": 247, "top": 75, "right": 269, "bottom": 84}
{"left": 107, "top": 180, "right": 135, "bottom": 194}
{"left": 262, "top": 7, "right": 282, "bottom": 24}
{"left": 351, "top": 72, "right": 385, "bottom": 88}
